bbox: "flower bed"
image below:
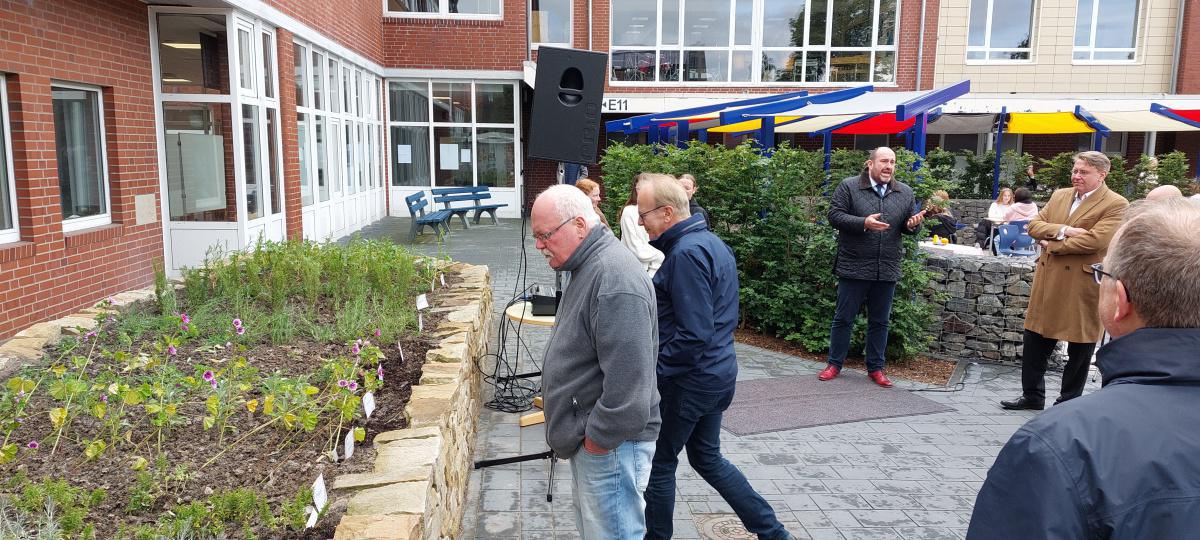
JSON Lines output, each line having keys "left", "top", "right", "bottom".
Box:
{"left": 0, "top": 239, "right": 447, "bottom": 538}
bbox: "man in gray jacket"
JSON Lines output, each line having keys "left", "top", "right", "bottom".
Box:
{"left": 822, "top": 147, "right": 924, "bottom": 388}
{"left": 532, "top": 185, "right": 661, "bottom": 539}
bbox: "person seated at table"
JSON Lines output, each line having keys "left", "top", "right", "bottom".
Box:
{"left": 975, "top": 188, "right": 1014, "bottom": 248}
{"left": 574, "top": 178, "right": 610, "bottom": 229}
{"left": 924, "top": 190, "right": 961, "bottom": 243}
{"left": 1003, "top": 187, "right": 1039, "bottom": 224}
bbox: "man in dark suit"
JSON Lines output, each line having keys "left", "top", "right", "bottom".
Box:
{"left": 822, "top": 147, "right": 925, "bottom": 388}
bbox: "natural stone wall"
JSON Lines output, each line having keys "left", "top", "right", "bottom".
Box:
{"left": 922, "top": 250, "right": 1037, "bottom": 364}
{"left": 948, "top": 198, "right": 1046, "bottom": 245}
{"left": 334, "top": 261, "right": 492, "bottom": 540}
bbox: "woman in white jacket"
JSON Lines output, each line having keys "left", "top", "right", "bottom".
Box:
{"left": 618, "top": 179, "right": 664, "bottom": 276}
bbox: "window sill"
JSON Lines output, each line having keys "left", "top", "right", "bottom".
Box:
{"left": 64, "top": 223, "right": 124, "bottom": 249}
{"left": 0, "top": 240, "right": 35, "bottom": 264}
{"left": 383, "top": 13, "right": 503, "bottom": 26}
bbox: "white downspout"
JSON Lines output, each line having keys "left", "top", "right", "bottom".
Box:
{"left": 588, "top": 0, "right": 594, "bottom": 50}
{"left": 1170, "top": 0, "right": 1186, "bottom": 92}
{"left": 916, "top": 0, "right": 928, "bottom": 90}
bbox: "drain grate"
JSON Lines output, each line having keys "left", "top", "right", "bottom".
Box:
{"left": 693, "top": 514, "right": 755, "bottom": 540}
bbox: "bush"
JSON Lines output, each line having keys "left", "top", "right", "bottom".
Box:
{"left": 599, "top": 141, "right": 940, "bottom": 360}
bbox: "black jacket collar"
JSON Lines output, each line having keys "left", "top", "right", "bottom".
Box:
{"left": 1096, "top": 327, "right": 1200, "bottom": 387}
{"left": 650, "top": 214, "right": 708, "bottom": 254}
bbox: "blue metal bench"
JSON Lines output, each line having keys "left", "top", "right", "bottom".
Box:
{"left": 431, "top": 186, "right": 508, "bottom": 229}
{"left": 404, "top": 191, "right": 451, "bottom": 242}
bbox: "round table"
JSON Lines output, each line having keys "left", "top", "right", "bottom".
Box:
{"left": 504, "top": 301, "right": 556, "bottom": 327}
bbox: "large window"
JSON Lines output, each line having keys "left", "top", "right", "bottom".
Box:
{"left": 156, "top": 14, "right": 230, "bottom": 94}
{"left": 53, "top": 84, "right": 111, "bottom": 231}
{"left": 531, "top": 0, "right": 572, "bottom": 47}
{"left": 966, "top": 0, "right": 1035, "bottom": 61}
{"left": 385, "top": 0, "right": 501, "bottom": 18}
{"left": 1074, "top": 0, "right": 1139, "bottom": 62}
{"left": 610, "top": 0, "right": 898, "bottom": 84}
{"left": 387, "top": 80, "right": 517, "bottom": 188}
{"left": 0, "top": 74, "right": 17, "bottom": 244}
{"left": 294, "top": 40, "right": 384, "bottom": 207}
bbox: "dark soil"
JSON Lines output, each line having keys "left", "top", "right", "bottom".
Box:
{"left": 1, "top": 301, "right": 446, "bottom": 538}
{"left": 734, "top": 327, "right": 956, "bottom": 386}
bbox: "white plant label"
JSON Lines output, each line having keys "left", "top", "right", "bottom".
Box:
{"left": 312, "top": 474, "right": 328, "bottom": 512}
{"left": 343, "top": 432, "right": 356, "bottom": 461}
{"left": 398, "top": 346, "right": 405, "bottom": 362}
{"left": 328, "top": 446, "right": 339, "bottom": 462}
{"left": 418, "top": 313, "right": 424, "bottom": 333}
{"left": 416, "top": 294, "right": 429, "bottom": 310}
{"left": 363, "top": 391, "right": 376, "bottom": 418}
{"left": 305, "top": 507, "right": 319, "bottom": 528}
{"left": 439, "top": 273, "right": 446, "bottom": 287}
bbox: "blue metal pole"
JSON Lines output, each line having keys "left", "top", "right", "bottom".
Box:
{"left": 758, "top": 119, "right": 776, "bottom": 157}
{"left": 823, "top": 132, "right": 832, "bottom": 174}
{"left": 992, "top": 108, "right": 1007, "bottom": 199}
{"left": 697, "top": 130, "right": 709, "bottom": 143}
{"left": 676, "top": 120, "right": 690, "bottom": 149}
{"left": 1092, "top": 133, "right": 1103, "bottom": 152}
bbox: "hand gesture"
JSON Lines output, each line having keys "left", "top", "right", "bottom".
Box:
{"left": 864, "top": 213, "right": 890, "bottom": 231}
{"left": 905, "top": 212, "right": 925, "bottom": 231}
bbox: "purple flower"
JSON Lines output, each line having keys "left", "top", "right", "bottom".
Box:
{"left": 106, "top": 297, "right": 115, "bottom": 304}
{"left": 107, "top": 315, "right": 117, "bottom": 324}
{"left": 232, "top": 318, "right": 243, "bottom": 328}
{"left": 351, "top": 343, "right": 361, "bottom": 355}
{"left": 180, "top": 323, "right": 190, "bottom": 332}
{"left": 27, "top": 441, "right": 38, "bottom": 450}
{"left": 337, "top": 379, "right": 348, "bottom": 388}
{"left": 99, "top": 394, "right": 108, "bottom": 403}
{"left": 377, "top": 366, "right": 384, "bottom": 380}
{"left": 236, "top": 326, "right": 245, "bottom": 336}
{"left": 13, "top": 418, "right": 22, "bottom": 425}
{"left": 168, "top": 345, "right": 177, "bottom": 356}
{"left": 374, "top": 328, "right": 381, "bottom": 338}
{"left": 202, "top": 370, "right": 215, "bottom": 382}
{"left": 210, "top": 380, "right": 218, "bottom": 390}
{"left": 181, "top": 313, "right": 190, "bottom": 324}
{"left": 347, "top": 381, "right": 358, "bottom": 391}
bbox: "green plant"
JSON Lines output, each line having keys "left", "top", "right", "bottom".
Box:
{"left": 6, "top": 479, "right": 105, "bottom": 539}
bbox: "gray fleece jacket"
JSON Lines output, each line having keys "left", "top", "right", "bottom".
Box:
{"left": 541, "top": 225, "right": 662, "bottom": 458}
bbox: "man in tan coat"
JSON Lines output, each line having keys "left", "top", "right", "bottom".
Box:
{"left": 1001, "top": 151, "right": 1129, "bottom": 410}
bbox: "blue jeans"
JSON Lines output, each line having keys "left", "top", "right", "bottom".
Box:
{"left": 644, "top": 380, "right": 788, "bottom": 540}
{"left": 569, "top": 439, "right": 655, "bottom": 540}
{"left": 828, "top": 277, "right": 897, "bottom": 373}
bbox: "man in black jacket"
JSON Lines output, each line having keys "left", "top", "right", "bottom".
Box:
{"left": 823, "top": 147, "right": 924, "bottom": 388}
{"left": 968, "top": 197, "right": 1200, "bottom": 538}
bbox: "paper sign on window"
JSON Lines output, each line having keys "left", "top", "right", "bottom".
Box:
{"left": 439, "top": 144, "right": 459, "bottom": 170}
{"left": 460, "top": 149, "right": 472, "bottom": 163}
{"left": 396, "top": 144, "right": 412, "bottom": 164}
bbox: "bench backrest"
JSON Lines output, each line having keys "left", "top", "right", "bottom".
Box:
{"left": 404, "top": 191, "right": 430, "bottom": 217}
{"left": 432, "top": 185, "right": 493, "bottom": 206}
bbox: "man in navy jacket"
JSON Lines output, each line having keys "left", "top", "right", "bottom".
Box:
{"left": 637, "top": 173, "right": 792, "bottom": 540}
{"left": 968, "top": 197, "right": 1200, "bottom": 538}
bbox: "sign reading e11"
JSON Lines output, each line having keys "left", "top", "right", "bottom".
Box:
{"left": 601, "top": 98, "right": 629, "bottom": 112}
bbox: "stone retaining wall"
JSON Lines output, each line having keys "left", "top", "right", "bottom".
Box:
{"left": 922, "top": 251, "right": 1036, "bottom": 364}
{"left": 333, "top": 261, "right": 492, "bottom": 540}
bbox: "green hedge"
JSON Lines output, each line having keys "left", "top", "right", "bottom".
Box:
{"left": 600, "top": 141, "right": 946, "bottom": 361}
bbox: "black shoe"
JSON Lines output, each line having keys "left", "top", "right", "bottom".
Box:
{"left": 1000, "top": 396, "right": 1045, "bottom": 410}
{"left": 1053, "top": 396, "right": 1078, "bottom": 406}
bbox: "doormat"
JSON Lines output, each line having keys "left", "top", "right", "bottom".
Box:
{"left": 722, "top": 374, "right": 955, "bottom": 436}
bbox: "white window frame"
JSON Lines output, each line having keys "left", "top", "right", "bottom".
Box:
{"left": 529, "top": 0, "right": 573, "bottom": 49}
{"left": 609, "top": 0, "right": 900, "bottom": 87}
{"left": 53, "top": 82, "right": 113, "bottom": 233}
{"left": 0, "top": 74, "right": 18, "bottom": 244}
{"left": 1078, "top": 132, "right": 1127, "bottom": 156}
{"left": 1072, "top": 0, "right": 1141, "bottom": 64}
{"left": 383, "top": 0, "right": 503, "bottom": 21}
{"left": 386, "top": 78, "right": 520, "bottom": 189}
{"left": 965, "top": 0, "right": 1035, "bottom": 64}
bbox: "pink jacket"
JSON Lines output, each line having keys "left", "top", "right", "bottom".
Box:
{"left": 1003, "top": 202, "right": 1039, "bottom": 222}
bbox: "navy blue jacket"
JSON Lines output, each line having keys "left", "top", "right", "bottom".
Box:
{"left": 968, "top": 328, "right": 1200, "bottom": 539}
{"left": 649, "top": 214, "right": 739, "bottom": 392}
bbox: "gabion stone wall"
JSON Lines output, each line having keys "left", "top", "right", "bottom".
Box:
{"left": 922, "top": 251, "right": 1038, "bottom": 364}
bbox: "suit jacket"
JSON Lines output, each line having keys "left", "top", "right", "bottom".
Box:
{"left": 1024, "top": 184, "right": 1128, "bottom": 343}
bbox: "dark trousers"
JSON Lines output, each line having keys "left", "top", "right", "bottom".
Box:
{"left": 1020, "top": 329, "right": 1096, "bottom": 403}
{"left": 828, "top": 278, "right": 897, "bottom": 373}
{"left": 644, "top": 380, "right": 787, "bottom": 540}
{"left": 975, "top": 220, "right": 996, "bottom": 247}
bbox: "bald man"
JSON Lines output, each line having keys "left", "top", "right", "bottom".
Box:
{"left": 1145, "top": 184, "right": 1183, "bottom": 201}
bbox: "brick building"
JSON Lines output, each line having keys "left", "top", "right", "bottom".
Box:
{"left": 1, "top": 0, "right": 1197, "bottom": 339}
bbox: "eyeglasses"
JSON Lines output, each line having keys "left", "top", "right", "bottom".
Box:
{"left": 1092, "top": 263, "right": 1132, "bottom": 301}
{"left": 638, "top": 205, "right": 667, "bottom": 221}
{"left": 534, "top": 216, "right": 576, "bottom": 243}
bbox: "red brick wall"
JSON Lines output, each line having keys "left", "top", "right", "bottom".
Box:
{"left": 0, "top": 0, "right": 162, "bottom": 340}
{"left": 265, "top": 0, "right": 385, "bottom": 65}
{"left": 382, "top": 4, "right": 527, "bottom": 70}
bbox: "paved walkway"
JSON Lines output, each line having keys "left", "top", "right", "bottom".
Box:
{"left": 358, "top": 217, "right": 1099, "bottom": 540}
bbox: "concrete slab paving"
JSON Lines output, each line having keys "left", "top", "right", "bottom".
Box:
{"left": 355, "top": 217, "right": 1101, "bottom": 539}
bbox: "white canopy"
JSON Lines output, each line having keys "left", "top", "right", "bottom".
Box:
{"left": 943, "top": 93, "right": 1200, "bottom": 114}
{"left": 926, "top": 114, "right": 997, "bottom": 134}
{"left": 774, "top": 115, "right": 863, "bottom": 134}
{"left": 753, "top": 91, "right": 929, "bottom": 118}
{"left": 1089, "top": 111, "right": 1200, "bottom": 132}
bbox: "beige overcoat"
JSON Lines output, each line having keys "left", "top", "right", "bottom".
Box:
{"left": 1024, "top": 184, "right": 1128, "bottom": 343}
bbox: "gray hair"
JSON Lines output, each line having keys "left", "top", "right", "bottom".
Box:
{"left": 1074, "top": 151, "right": 1111, "bottom": 174}
{"left": 539, "top": 184, "right": 600, "bottom": 228}
{"left": 636, "top": 173, "right": 691, "bottom": 218}
{"left": 1106, "top": 197, "right": 1200, "bottom": 328}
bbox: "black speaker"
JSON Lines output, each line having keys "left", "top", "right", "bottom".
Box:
{"left": 528, "top": 47, "right": 607, "bottom": 165}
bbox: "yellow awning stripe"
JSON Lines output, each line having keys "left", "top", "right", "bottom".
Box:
{"left": 707, "top": 116, "right": 802, "bottom": 133}
{"left": 1006, "top": 112, "right": 1094, "bottom": 134}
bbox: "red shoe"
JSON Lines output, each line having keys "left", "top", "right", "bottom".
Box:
{"left": 818, "top": 365, "right": 840, "bottom": 381}
{"left": 868, "top": 371, "right": 894, "bottom": 388}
